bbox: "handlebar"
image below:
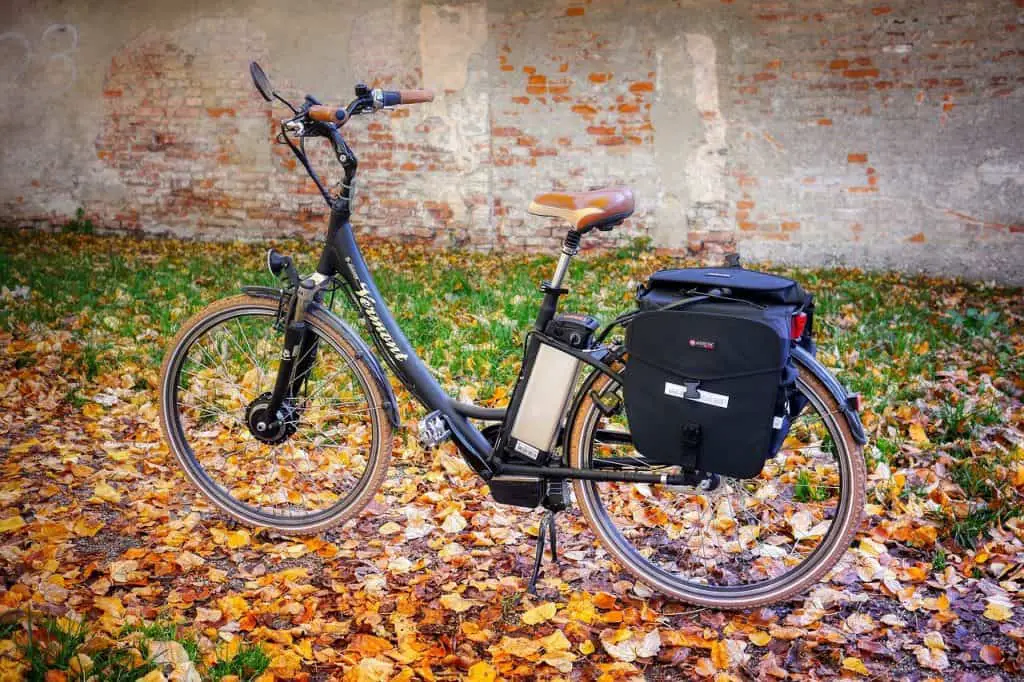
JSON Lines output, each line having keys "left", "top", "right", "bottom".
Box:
{"left": 307, "top": 88, "right": 434, "bottom": 124}
{"left": 258, "top": 67, "right": 435, "bottom": 209}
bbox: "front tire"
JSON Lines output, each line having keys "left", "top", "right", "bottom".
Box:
{"left": 159, "top": 295, "right": 393, "bottom": 534}
{"left": 566, "top": 357, "right": 865, "bottom": 608}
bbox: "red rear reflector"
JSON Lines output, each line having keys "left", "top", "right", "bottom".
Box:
{"left": 847, "top": 393, "right": 862, "bottom": 412}
{"left": 790, "top": 312, "right": 808, "bottom": 340}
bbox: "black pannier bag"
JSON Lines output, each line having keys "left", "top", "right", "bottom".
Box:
{"left": 625, "top": 266, "right": 815, "bottom": 478}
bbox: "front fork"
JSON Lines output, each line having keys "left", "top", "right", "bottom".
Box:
{"left": 262, "top": 272, "right": 329, "bottom": 429}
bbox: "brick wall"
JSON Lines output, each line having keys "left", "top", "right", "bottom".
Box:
{"left": 0, "top": 0, "right": 1020, "bottom": 281}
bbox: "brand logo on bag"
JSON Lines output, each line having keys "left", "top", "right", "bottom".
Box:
{"left": 688, "top": 339, "right": 716, "bottom": 350}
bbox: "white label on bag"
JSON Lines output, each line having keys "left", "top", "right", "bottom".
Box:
{"left": 514, "top": 440, "right": 540, "bottom": 460}
{"left": 664, "top": 382, "right": 730, "bottom": 409}
{"left": 773, "top": 416, "right": 785, "bottom": 429}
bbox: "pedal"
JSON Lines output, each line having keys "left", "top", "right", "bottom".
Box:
{"left": 417, "top": 410, "right": 451, "bottom": 449}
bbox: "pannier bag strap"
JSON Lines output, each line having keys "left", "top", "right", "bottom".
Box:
{"left": 680, "top": 423, "right": 702, "bottom": 470}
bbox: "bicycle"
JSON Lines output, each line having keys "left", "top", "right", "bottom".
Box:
{"left": 158, "top": 62, "right": 867, "bottom": 608}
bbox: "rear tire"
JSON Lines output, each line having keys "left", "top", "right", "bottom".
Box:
{"left": 159, "top": 295, "right": 393, "bottom": 535}
{"left": 566, "top": 356, "right": 865, "bottom": 608}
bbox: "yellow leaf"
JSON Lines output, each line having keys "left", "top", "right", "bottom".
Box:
{"left": 580, "top": 640, "right": 595, "bottom": 655}
{"left": 93, "top": 596, "right": 125, "bottom": 619}
{"left": 269, "top": 650, "right": 305, "bottom": 678}
{"left": 539, "top": 649, "right": 576, "bottom": 673}
{"left": 923, "top": 631, "right": 945, "bottom": 650}
{"left": 294, "top": 639, "right": 314, "bottom": 660}
{"left": 710, "top": 640, "right": 729, "bottom": 669}
{"left": 73, "top": 517, "right": 104, "bottom": 537}
{"left": 10, "top": 438, "right": 40, "bottom": 454}
{"left": 0, "top": 516, "right": 25, "bottom": 533}
{"left": 466, "top": 662, "right": 496, "bottom": 682}
{"left": 909, "top": 423, "right": 929, "bottom": 445}
{"left": 91, "top": 481, "right": 122, "bottom": 504}
{"left": 522, "top": 602, "right": 558, "bottom": 625}
{"left": 219, "top": 595, "right": 250, "bottom": 620}
{"left": 983, "top": 600, "right": 1012, "bottom": 622}
{"left": 842, "top": 657, "right": 869, "bottom": 675}
{"left": 227, "top": 530, "right": 250, "bottom": 548}
{"left": 439, "top": 593, "right": 476, "bottom": 613}
{"left": 539, "top": 630, "right": 571, "bottom": 652}
{"left": 748, "top": 631, "right": 771, "bottom": 647}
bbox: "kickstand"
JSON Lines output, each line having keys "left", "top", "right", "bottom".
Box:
{"left": 527, "top": 509, "right": 560, "bottom": 595}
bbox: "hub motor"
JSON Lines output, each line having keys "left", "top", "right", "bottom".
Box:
{"left": 245, "top": 392, "right": 299, "bottom": 444}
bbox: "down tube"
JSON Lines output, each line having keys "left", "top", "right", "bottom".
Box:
{"left": 327, "top": 219, "right": 496, "bottom": 475}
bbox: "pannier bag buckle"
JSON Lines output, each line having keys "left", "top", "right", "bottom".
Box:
{"left": 683, "top": 381, "right": 701, "bottom": 399}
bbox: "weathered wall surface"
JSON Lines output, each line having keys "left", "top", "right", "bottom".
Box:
{"left": 0, "top": 0, "right": 1021, "bottom": 280}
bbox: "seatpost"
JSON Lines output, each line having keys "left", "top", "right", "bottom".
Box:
{"left": 550, "top": 229, "right": 580, "bottom": 290}
{"left": 534, "top": 229, "right": 580, "bottom": 332}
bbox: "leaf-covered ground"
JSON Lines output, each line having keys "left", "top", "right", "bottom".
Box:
{"left": 0, "top": 229, "right": 1022, "bottom": 681}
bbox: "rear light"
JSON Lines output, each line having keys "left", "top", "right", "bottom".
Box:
{"left": 846, "top": 393, "right": 863, "bottom": 412}
{"left": 790, "top": 311, "right": 808, "bottom": 340}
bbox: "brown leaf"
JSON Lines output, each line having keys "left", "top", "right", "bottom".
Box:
{"left": 979, "top": 644, "right": 1003, "bottom": 665}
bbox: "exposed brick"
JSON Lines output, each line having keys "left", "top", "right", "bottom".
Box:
{"left": 848, "top": 153, "right": 868, "bottom": 163}
{"left": 843, "top": 68, "right": 881, "bottom": 78}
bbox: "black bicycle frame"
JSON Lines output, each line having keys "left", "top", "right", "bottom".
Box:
{"left": 253, "top": 89, "right": 866, "bottom": 495}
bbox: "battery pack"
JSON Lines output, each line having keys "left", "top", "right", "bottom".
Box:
{"left": 507, "top": 342, "right": 580, "bottom": 460}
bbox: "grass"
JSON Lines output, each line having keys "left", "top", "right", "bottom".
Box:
{"left": 2, "top": 612, "right": 264, "bottom": 681}
{"left": 208, "top": 642, "right": 271, "bottom": 681}
{"left": 793, "top": 469, "right": 830, "bottom": 503}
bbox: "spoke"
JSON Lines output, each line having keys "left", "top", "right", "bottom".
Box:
{"left": 181, "top": 395, "right": 246, "bottom": 429}
{"left": 301, "top": 365, "right": 361, "bottom": 406}
{"left": 192, "top": 337, "right": 244, "bottom": 400}
{"left": 231, "top": 318, "right": 267, "bottom": 394}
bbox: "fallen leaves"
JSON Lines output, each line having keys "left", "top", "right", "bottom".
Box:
{"left": 521, "top": 602, "right": 557, "bottom": 625}
{"left": 438, "top": 592, "right": 477, "bottom": 613}
{"left": 90, "top": 481, "right": 122, "bottom": 504}
{"left": 1, "top": 233, "right": 1023, "bottom": 680}
{"left": 599, "top": 628, "right": 660, "bottom": 663}
{"left": 0, "top": 516, "right": 25, "bottom": 533}
{"left": 983, "top": 597, "right": 1014, "bottom": 622}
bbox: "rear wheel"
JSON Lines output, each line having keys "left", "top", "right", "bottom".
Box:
{"left": 159, "top": 295, "right": 393, "bottom": 534}
{"left": 566, "top": 357, "right": 865, "bottom": 608}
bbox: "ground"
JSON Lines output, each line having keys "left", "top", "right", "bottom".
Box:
{"left": 0, "top": 228, "right": 1021, "bottom": 681}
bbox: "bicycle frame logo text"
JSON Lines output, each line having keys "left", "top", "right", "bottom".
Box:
{"left": 351, "top": 276, "right": 409, "bottom": 362}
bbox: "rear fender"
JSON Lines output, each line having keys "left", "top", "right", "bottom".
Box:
{"left": 241, "top": 286, "right": 401, "bottom": 428}
{"left": 792, "top": 345, "right": 866, "bottom": 444}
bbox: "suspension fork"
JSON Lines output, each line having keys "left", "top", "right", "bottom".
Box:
{"left": 264, "top": 274, "right": 328, "bottom": 422}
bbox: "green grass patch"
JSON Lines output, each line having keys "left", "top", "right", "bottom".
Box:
{"left": 209, "top": 642, "right": 271, "bottom": 681}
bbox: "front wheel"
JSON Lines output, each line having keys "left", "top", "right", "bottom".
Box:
{"left": 159, "top": 295, "right": 393, "bottom": 534}
{"left": 566, "top": 357, "right": 865, "bottom": 608}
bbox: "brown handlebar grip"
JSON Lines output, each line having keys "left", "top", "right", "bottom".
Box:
{"left": 398, "top": 89, "right": 434, "bottom": 104}
{"left": 307, "top": 105, "right": 346, "bottom": 123}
